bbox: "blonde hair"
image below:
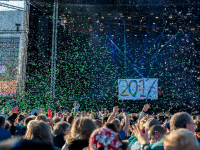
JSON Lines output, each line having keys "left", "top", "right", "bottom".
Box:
{"left": 164, "top": 129, "right": 199, "bottom": 150}
{"left": 24, "top": 120, "right": 53, "bottom": 145}
{"left": 65, "top": 117, "right": 96, "bottom": 143}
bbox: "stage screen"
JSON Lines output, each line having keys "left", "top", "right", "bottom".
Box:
{"left": 118, "top": 78, "right": 158, "bottom": 100}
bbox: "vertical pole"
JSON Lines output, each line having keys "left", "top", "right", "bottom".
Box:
{"left": 124, "top": 21, "right": 126, "bottom": 78}
{"left": 21, "top": 0, "right": 29, "bottom": 102}
{"left": 51, "top": 0, "right": 58, "bottom": 100}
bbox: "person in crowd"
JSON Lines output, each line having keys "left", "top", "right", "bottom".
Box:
{"left": 62, "top": 115, "right": 68, "bottom": 122}
{"left": 62, "top": 117, "right": 96, "bottom": 150}
{"left": 132, "top": 112, "right": 196, "bottom": 150}
{"left": 47, "top": 117, "right": 55, "bottom": 127}
{"left": 128, "top": 104, "right": 150, "bottom": 148}
{"left": 53, "top": 117, "right": 61, "bottom": 124}
{"left": 0, "top": 138, "right": 54, "bottom": 150}
{"left": 35, "top": 114, "right": 47, "bottom": 122}
{"left": 7, "top": 113, "right": 18, "bottom": 135}
{"left": 14, "top": 116, "right": 34, "bottom": 137}
{"left": 53, "top": 122, "right": 70, "bottom": 148}
{"left": 24, "top": 120, "right": 61, "bottom": 150}
{"left": 15, "top": 114, "right": 25, "bottom": 126}
{"left": 4, "top": 121, "right": 11, "bottom": 131}
{"left": 195, "top": 120, "right": 200, "bottom": 142}
{"left": 87, "top": 127, "right": 123, "bottom": 150}
{"left": 102, "top": 116, "right": 109, "bottom": 125}
{"left": 148, "top": 125, "right": 166, "bottom": 144}
{"left": 107, "top": 106, "right": 129, "bottom": 140}
{"left": 170, "top": 112, "right": 195, "bottom": 133}
{"left": 130, "top": 118, "right": 161, "bottom": 150}
{"left": 145, "top": 119, "right": 161, "bottom": 130}
{"left": 67, "top": 116, "right": 74, "bottom": 125}
{"left": 164, "top": 129, "right": 199, "bottom": 150}
{"left": 93, "top": 119, "right": 103, "bottom": 128}
{"left": 0, "top": 115, "right": 12, "bottom": 141}
{"left": 132, "top": 124, "right": 199, "bottom": 150}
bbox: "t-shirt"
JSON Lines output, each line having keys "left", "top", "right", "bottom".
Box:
{"left": 151, "top": 140, "right": 164, "bottom": 150}
{"left": 120, "top": 130, "right": 126, "bottom": 140}
{"left": 131, "top": 141, "right": 153, "bottom": 150}
{"left": 128, "top": 135, "right": 138, "bottom": 147}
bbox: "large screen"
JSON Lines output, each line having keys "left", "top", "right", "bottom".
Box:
{"left": 118, "top": 78, "right": 158, "bottom": 100}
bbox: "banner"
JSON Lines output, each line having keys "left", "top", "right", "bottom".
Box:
{"left": 118, "top": 78, "right": 158, "bottom": 100}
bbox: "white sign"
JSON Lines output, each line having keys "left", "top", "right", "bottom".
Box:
{"left": 118, "top": 78, "right": 158, "bottom": 100}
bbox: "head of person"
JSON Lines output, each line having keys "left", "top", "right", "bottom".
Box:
{"left": 61, "top": 115, "right": 68, "bottom": 122}
{"left": 145, "top": 118, "right": 161, "bottom": 130}
{"left": 111, "top": 119, "right": 121, "bottom": 133}
{"left": 67, "top": 115, "right": 74, "bottom": 124}
{"left": 53, "top": 117, "right": 61, "bottom": 124}
{"left": 24, "top": 120, "right": 53, "bottom": 146}
{"left": 93, "top": 119, "right": 103, "bottom": 129}
{"left": 9, "top": 113, "right": 18, "bottom": 120}
{"left": 15, "top": 114, "right": 25, "bottom": 124}
{"left": 24, "top": 117, "right": 34, "bottom": 126}
{"left": 104, "top": 123, "right": 118, "bottom": 133}
{"left": 102, "top": 116, "right": 109, "bottom": 125}
{"left": 170, "top": 112, "right": 195, "bottom": 133}
{"left": 163, "top": 129, "right": 199, "bottom": 150}
{"left": 7, "top": 113, "right": 18, "bottom": 125}
{"left": 0, "top": 115, "right": 5, "bottom": 128}
{"left": 89, "top": 127, "right": 123, "bottom": 150}
{"left": 65, "top": 117, "right": 96, "bottom": 143}
{"left": 139, "top": 117, "right": 148, "bottom": 131}
{"left": 35, "top": 114, "right": 47, "bottom": 122}
{"left": 53, "top": 122, "right": 70, "bottom": 136}
{"left": 148, "top": 125, "right": 166, "bottom": 144}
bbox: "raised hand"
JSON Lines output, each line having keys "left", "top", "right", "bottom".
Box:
{"left": 113, "top": 106, "right": 119, "bottom": 114}
{"left": 130, "top": 124, "right": 149, "bottom": 145}
{"left": 142, "top": 104, "right": 150, "bottom": 112}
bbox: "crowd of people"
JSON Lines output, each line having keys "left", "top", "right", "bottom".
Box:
{"left": 0, "top": 103, "right": 199, "bottom": 150}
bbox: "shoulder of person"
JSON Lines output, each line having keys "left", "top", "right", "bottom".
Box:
{"left": 4, "top": 129, "right": 11, "bottom": 136}
{"left": 151, "top": 140, "right": 164, "bottom": 149}
{"left": 120, "top": 130, "right": 126, "bottom": 135}
{"left": 131, "top": 141, "right": 141, "bottom": 150}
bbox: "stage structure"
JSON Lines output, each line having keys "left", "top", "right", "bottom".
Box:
{"left": 0, "top": 0, "right": 30, "bottom": 99}
{"left": 11, "top": 0, "right": 200, "bottom": 107}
